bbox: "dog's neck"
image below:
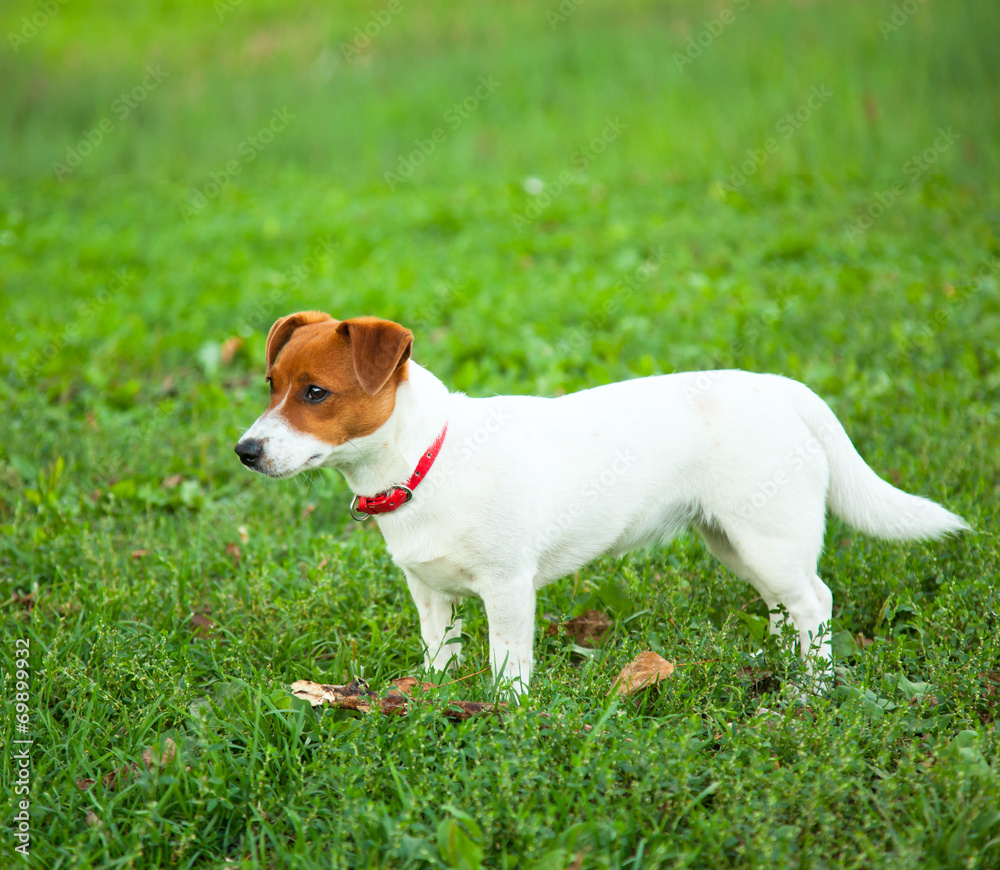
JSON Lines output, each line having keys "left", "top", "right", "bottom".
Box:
{"left": 330, "top": 361, "right": 452, "bottom": 497}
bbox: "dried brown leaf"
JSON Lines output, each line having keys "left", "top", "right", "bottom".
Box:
{"left": 7, "top": 591, "right": 36, "bottom": 614}
{"left": 442, "top": 701, "right": 499, "bottom": 721}
{"left": 563, "top": 609, "right": 612, "bottom": 647}
{"left": 77, "top": 761, "right": 141, "bottom": 792}
{"left": 220, "top": 336, "right": 243, "bottom": 365}
{"left": 161, "top": 474, "right": 183, "bottom": 489}
{"left": 130, "top": 549, "right": 147, "bottom": 560}
{"left": 291, "top": 678, "right": 500, "bottom": 721}
{"left": 141, "top": 737, "right": 177, "bottom": 770}
{"left": 189, "top": 608, "right": 217, "bottom": 639}
{"left": 77, "top": 739, "right": 177, "bottom": 794}
{"left": 613, "top": 650, "right": 675, "bottom": 696}
{"left": 390, "top": 676, "right": 435, "bottom": 696}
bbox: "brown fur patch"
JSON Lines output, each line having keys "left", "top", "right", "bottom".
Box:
{"left": 264, "top": 314, "right": 412, "bottom": 446}
{"left": 265, "top": 311, "right": 332, "bottom": 378}
{"left": 336, "top": 316, "right": 412, "bottom": 394}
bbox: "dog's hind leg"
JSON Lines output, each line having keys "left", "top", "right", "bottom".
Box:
{"left": 696, "top": 522, "right": 781, "bottom": 629}
{"left": 697, "top": 519, "right": 834, "bottom": 683}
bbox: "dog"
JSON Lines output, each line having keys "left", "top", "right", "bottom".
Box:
{"left": 235, "top": 312, "right": 967, "bottom": 696}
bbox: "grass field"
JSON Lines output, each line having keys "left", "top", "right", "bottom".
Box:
{"left": 2, "top": 1, "right": 999, "bottom": 867}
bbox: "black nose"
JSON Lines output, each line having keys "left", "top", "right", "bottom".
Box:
{"left": 235, "top": 438, "right": 263, "bottom": 467}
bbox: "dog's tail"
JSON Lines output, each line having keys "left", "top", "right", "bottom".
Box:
{"left": 781, "top": 377, "right": 968, "bottom": 540}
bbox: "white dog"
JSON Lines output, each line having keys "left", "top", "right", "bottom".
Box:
{"left": 235, "top": 312, "right": 967, "bottom": 695}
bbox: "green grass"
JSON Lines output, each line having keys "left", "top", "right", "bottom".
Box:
{"left": 2, "top": 1, "right": 999, "bottom": 867}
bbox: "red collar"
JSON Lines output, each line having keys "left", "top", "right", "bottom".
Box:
{"left": 349, "top": 424, "right": 448, "bottom": 520}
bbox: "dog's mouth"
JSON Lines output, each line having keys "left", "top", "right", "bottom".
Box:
{"left": 234, "top": 441, "right": 327, "bottom": 478}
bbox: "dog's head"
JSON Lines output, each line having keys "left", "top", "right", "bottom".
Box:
{"left": 234, "top": 312, "right": 412, "bottom": 477}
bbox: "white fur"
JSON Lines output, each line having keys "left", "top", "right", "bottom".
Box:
{"left": 241, "top": 361, "right": 967, "bottom": 696}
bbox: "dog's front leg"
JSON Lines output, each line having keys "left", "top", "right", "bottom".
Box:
{"left": 404, "top": 571, "right": 463, "bottom": 674}
{"left": 482, "top": 583, "right": 536, "bottom": 699}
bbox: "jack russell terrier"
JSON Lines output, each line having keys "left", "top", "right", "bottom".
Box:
{"left": 235, "top": 312, "right": 967, "bottom": 696}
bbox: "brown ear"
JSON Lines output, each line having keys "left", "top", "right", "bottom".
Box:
{"left": 265, "top": 311, "right": 332, "bottom": 376}
{"left": 336, "top": 317, "right": 413, "bottom": 395}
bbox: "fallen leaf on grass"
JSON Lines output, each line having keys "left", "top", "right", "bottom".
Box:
{"left": 189, "top": 607, "right": 217, "bottom": 639}
{"left": 544, "top": 609, "right": 612, "bottom": 647}
{"left": 220, "top": 336, "right": 243, "bottom": 365}
{"left": 390, "top": 676, "right": 436, "bottom": 695}
{"left": 291, "top": 678, "right": 408, "bottom": 715}
{"left": 737, "top": 666, "right": 781, "bottom": 696}
{"left": 161, "top": 474, "right": 183, "bottom": 489}
{"left": 612, "top": 650, "right": 675, "bottom": 696}
{"left": 76, "top": 761, "right": 140, "bottom": 792}
{"left": 226, "top": 543, "right": 241, "bottom": 564}
{"left": 130, "top": 549, "right": 147, "bottom": 559}
{"left": 4, "top": 591, "right": 35, "bottom": 615}
{"left": 76, "top": 737, "right": 177, "bottom": 792}
{"left": 76, "top": 738, "right": 178, "bottom": 792}
{"left": 291, "top": 678, "right": 500, "bottom": 721}
{"left": 142, "top": 738, "right": 177, "bottom": 769}
{"left": 564, "top": 609, "right": 612, "bottom": 647}
{"left": 977, "top": 671, "right": 1000, "bottom": 723}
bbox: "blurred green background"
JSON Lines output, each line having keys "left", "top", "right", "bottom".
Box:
{"left": 2, "top": 2, "right": 999, "bottom": 868}
{"left": 2, "top": 0, "right": 998, "bottom": 184}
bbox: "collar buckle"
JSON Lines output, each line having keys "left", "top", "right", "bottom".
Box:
{"left": 350, "top": 485, "right": 413, "bottom": 521}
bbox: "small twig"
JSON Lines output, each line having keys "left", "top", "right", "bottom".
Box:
{"left": 433, "top": 667, "right": 490, "bottom": 689}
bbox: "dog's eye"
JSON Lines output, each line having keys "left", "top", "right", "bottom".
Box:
{"left": 304, "top": 386, "right": 329, "bottom": 403}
